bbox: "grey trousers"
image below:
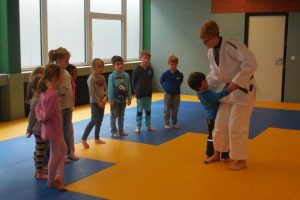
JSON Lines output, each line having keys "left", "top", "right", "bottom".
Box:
{"left": 163, "top": 93, "right": 180, "bottom": 125}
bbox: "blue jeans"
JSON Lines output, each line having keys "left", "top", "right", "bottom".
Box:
{"left": 136, "top": 97, "right": 152, "bottom": 129}
{"left": 62, "top": 108, "right": 73, "bottom": 155}
{"left": 110, "top": 102, "right": 126, "bottom": 134}
{"left": 81, "top": 103, "right": 105, "bottom": 140}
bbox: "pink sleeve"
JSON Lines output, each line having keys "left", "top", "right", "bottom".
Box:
{"left": 36, "top": 94, "right": 59, "bottom": 122}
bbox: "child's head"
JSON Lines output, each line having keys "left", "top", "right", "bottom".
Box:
{"left": 188, "top": 72, "right": 208, "bottom": 92}
{"left": 168, "top": 55, "right": 179, "bottom": 72}
{"left": 91, "top": 58, "right": 105, "bottom": 74}
{"left": 48, "top": 47, "right": 70, "bottom": 69}
{"left": 30, "top": 67, "right": 44, "bottom": 80}
{"left": 111, "top": 55, "right": 124, "bottom": 72}
{"left": 199, "top": 20, "right": 220, "bottom": 48}
{"left": 66, "top": 64, "right": 77, "bottom": 81}
{"left": 140, "top": 50, "right": 151, "bottom": 67}
{"left": 26, "top": 74, "right": 42, "bottom": 101}
{"left": 37, "top": 64, "right": 63, "bottom": 93}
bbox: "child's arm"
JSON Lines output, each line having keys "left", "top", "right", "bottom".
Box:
{"left": 35, "top": 95, "right": 58, "bottom": 122}
{"left": 208, "top": 88, "right": 230, "bottom": 102}
{"left": 87, "top": 75, "right": 99, "bottom": 104}
{"left": 107, "top": 74, "right": 114, "bottom": 104}
{"left": 26, "top": 100, "right": 37, "bottom": 137}
{"left": 131, "top": 68, "right": 138, "bottom": 91}
{"left": 179, "top": 72, "right": 184, "bottom": 85}
{"left": 159, "top": 72, "right": 166, "bottom": 90}
{"left": 126, "top": 73, "right": 132, "bottom": 106}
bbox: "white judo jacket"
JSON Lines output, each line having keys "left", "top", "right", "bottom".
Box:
{"left": 206, "top": 38, "right": 257, "bottom": 106}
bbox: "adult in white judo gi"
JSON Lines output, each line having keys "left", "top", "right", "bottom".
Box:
{"left": 199, "top": 20, "right": 257, "bottom": 170}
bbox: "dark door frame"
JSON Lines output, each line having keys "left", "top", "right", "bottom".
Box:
{"left": 244, "top": 13, "right": 289, "bottom": 102}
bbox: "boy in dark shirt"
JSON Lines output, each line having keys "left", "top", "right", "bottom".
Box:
{"left": 132, "top": 51, "right": 156, "bottom": 133}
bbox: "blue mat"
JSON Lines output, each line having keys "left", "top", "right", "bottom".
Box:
{"left": 0, "top": 157, "right": 111, "bottom": 200}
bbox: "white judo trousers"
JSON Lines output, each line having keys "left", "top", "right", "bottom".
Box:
{"left": 206, "top": 38, "right": 258, "bottom": 161}
{"left": 213, "top": 89, "right": 255, "bottom": 160}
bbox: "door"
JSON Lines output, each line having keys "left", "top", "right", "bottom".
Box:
{"left": 247, "top": 15, "right": 286, "bottom": 102}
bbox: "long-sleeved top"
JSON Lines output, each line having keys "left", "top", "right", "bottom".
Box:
{"left": 132, "top": 65, "right": 153, "bottom": 98}
{"left": 197, "top": 88, "right": 230, "bottom": 119}
{"left": 108, "top": 71, "right": 132, "bottom": 103}
{"left": 36, "top": 87, "right": 63, "bottom": 140}
{"left": 160, "top": 70, "right": 184, "bottom": 95}
{"left": 27, "top": 96, "right": 41, "bottom": 134}
{"left": 206, "top": 37, "right": 257, "bottom": 106}
{"left": 87, "top": 73, "right": 107, "bottom": 103}
{"left": 57, "top": 70, "right": 74, "bottom": 109}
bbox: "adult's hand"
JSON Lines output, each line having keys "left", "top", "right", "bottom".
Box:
{"left": 228, "top": 82, "right": 238, "bottom": 93}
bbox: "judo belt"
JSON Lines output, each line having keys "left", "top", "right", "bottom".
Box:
{"left": 232, "top": 75, "right": 254, "bottom": 94}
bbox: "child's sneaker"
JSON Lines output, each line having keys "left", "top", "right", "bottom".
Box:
{"left": 112, "top": 133, "right": 121, "bottom": 138}
{"left": 81, "top": 140, "right": 89, "bottom": 149}
{"left": 119, "top": 131, "right": 128, "bottom": 136}
{"left": 147, "top": 127, "right": 156, "bottom": 132}
{"left": 134, "top": 128, "right": 141, "bottom": 133}
{"left": 164, "top": 125, "right": 171, "bottom": 129}
{"left": 172, "top": 124, "right": 180, "bottom": 129}
{"left": 95, "top": 139, "right": 106, "bottom": 144}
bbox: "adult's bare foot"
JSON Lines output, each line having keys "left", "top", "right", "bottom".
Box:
{"left": 228, "top": 160, "right": 247, "bottom": 171}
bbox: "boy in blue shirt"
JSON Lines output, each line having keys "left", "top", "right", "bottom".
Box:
{"left": 108, "top": 56, "right": 132, "bottom": 137}
{"left": 188, "top": 72, "right": 230, "bottom": 163}
{"left": 160, "top": 55, "right": 184, "bottom": 128}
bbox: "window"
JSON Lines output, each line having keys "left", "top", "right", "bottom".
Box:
{"left": 19, "top": 0, "right": 41, "bottom": 68}
{"left": 19, "top": 0, "right": 141, "bottom": 69}
{"left": 92, "top": 19, "right": 121, "bottom": 59}
{"left": 47, "top": 0, "right": 85, "bottom": 64}
{"left": 90, "top": 0, "right": 122, "bottom": 14}
{"left": 126, "top": 0, "right": 141, "bottom": 59}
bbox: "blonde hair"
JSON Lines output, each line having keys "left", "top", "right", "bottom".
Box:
{"left": 48, "top": 47, "right": 70, "bottom": 64}
{"left": 168, "top": 55, "right": 179, "bottom": 64}
{"left": 140, "top": 50, "right": 151, "bottom": 58}
{"left": 91, "top": 58, "right": 104, "bottom": 72}
{"left": 37, "top": 64, "right": 62, "bottom": 93}
{"left": 199, "top": 20, "right": 219, "bottom": 40}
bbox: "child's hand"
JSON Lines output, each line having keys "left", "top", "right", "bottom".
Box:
{"left": 25, "top": 132, "right": 32, "bottom": 138}
{"left": 110, "top": 101, "right": 115, "bottom": 106}
{"left": 127, "top": 100, "right": 131, "bottom": 106}
{"left": 98, "top": 101, "right": 104, "bottom": 108}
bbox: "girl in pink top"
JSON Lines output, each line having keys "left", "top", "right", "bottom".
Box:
{"left": 36, "top": 64, "right": 67, "bottom": 191}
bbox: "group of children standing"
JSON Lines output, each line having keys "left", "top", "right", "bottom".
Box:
{"left": 81, "top": 51, "right": 184, "bottom": 147}
{"left": 26, "top": 47, "right": 79, "bottom": 191}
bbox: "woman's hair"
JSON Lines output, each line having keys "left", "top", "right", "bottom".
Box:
{"left": 37, "top": 64, "right": 62, "bottom": 93}
{"left": 48, "top": 47, "right": 70, "bottom": 64}
{"left": 30, "top": 67, "right": 44, "bottom": 80}
{"left": 188, "top": 72, "right": 206, "bottom": 91}
{"left": 26, "top": 74, "right": 42, "bottom": 102}
{"left": 199, "top": 20, "right": 219, "bottom": 40}
{"left": 168, "top": 55, "right": 179, "bottom": 64}
{"left": 140, "top": 50, "right": 151, "bottom": 58}
{"left": 91, "top": 58, "right": 104, "bottom": 71}
{"left": 66, "top": 64, "right": 77, "bottom": 75}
